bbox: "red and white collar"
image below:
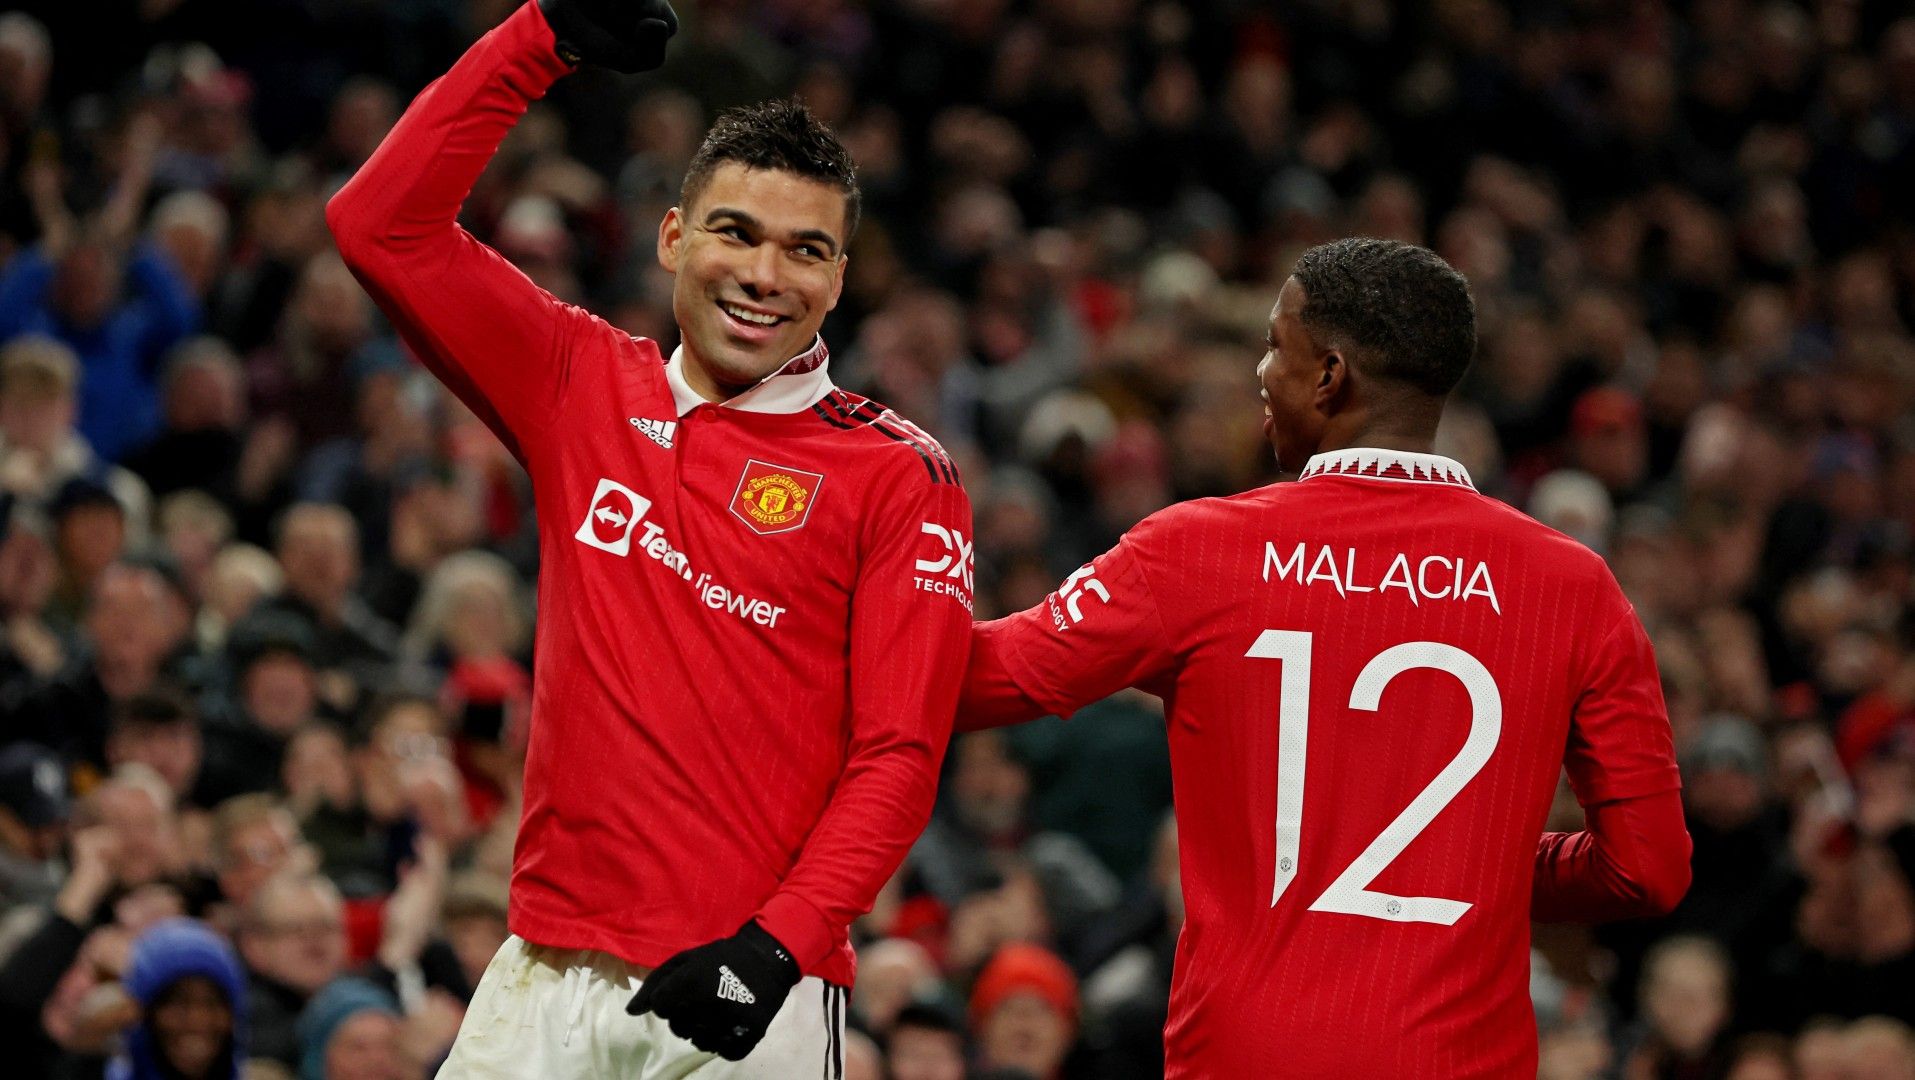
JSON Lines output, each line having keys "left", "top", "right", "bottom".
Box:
{"left": 665, "top": 336, "right": 835, "bottom": 418}
{"left": 1298, "top": 448, "right": 1476, "bottom": 490}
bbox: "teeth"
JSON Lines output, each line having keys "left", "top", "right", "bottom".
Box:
{"left": 722, "top": 303, "right": 779, "bottom": 327}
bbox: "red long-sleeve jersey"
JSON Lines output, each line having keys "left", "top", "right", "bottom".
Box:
{"left": 961, "top": 449, "right": 1689, "bottom": 1078}
{"left": 326, "top": 3, "right": 973, "bottom": 986}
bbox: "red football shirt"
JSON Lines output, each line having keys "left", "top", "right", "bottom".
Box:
{"left": 966, "top": 449, "right": 1681, "bottom": 1077}
{"left": 328, "top": 4, "right": 974, "bottom": 986}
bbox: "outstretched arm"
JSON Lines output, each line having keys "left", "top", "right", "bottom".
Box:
{"left": 325, "top": 2, "right": 603, "bottom": 457}
{"left": 958, "top": 525, "right": 1178, "bottom": 732}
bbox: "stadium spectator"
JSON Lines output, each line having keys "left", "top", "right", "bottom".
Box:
{"left": 197, "top": 614, "right": 323, "bottom": 805}
{"left": 123, "top": 337, "right": 248, "bottom": 505}
{"left": 107, "top": 917, "right": 248, "bottom": 1080}
{"left": 969, "top": 943, "right": 1083, "bottom": 1080}
{"left": 293, "top": 977, "right": 403, "bottom": 1080}
{"left": 0, "top": 740, "right": 66, "bottom": 907}
{"left": 238, "top": 871, "right": 348, "bottom": 1067}
{"left": 885, "top": 1002, "right": 967, "bottom": 1080}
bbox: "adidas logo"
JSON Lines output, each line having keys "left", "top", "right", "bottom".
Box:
{"left": 631, "top": 417, "right": 677, "bottom": 449}
{"left": 716, "top": 965, "right": 755, "bottom": 1005}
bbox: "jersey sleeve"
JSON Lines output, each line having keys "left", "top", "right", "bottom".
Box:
{"left": 1563, "top": 601, "right": 1683, "bottom": 806}
{"left": 754, "top": 474, "right": 974, "bottom": 971}
{"left": 1532, "top": 788, "right": 1692, "bottom": 921}
{"left": 325, "top": 2, "right": 602, "bottom": 458}
{"left": 961, "top": 520, "right": 1179, "bottom": 728}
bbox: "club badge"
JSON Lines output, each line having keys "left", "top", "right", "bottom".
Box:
{"left": 730, "top": 459, "right": 824, "bottom": 535}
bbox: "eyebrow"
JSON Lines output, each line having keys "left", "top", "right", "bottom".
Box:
{"left": 702, "top": 207, "right": 841, "bottom": 258}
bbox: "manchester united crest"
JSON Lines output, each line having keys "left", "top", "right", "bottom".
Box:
{"left": 730, "top": 459, "right": 824, "bottom": 535}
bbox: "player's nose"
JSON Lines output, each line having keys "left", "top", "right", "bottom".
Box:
{"left": 736, "top": 241, "right": 784, "bottom": 297}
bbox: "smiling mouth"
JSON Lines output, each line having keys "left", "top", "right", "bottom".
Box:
{"left": 718, "top": 300, "right": 787, "bottom": 328}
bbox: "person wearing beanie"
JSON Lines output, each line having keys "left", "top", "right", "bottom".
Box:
{"left": 969, "top": 943, "right": 1080, "bottom": 1080}
{"left": 110, "top": 918, "right": 248, "bottom": 1080}
{"left": 294, "top": 976, "right": 401, "bottom": 1080}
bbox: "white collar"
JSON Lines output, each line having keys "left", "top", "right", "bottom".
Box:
{"left": 664, "top": 336, "right": 835, "bottom": 418}
{"left": 1299, "top": 448, "right": 1476, "bottom": 490}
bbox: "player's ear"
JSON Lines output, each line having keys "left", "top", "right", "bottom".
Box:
{"left": 657, "top": 207, "right": 685, "bottom": 273}
{"left": 1316, "top": 349, "right": 1347, "bottom": 406}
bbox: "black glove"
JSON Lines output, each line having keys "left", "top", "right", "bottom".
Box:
{"left": 626, "top": 921, "right": 802, "bottom": 1060}
{"left": 537, "top": 0, "right": 679, "bottom": 74}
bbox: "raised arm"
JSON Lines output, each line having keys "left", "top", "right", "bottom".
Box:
{"left": 1533, "top": 602, "right": 1692, "bottom": 921}
{"left": 324, "top": 3, "right": 603, "bottom": 456}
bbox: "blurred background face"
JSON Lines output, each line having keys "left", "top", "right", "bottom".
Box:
{"left": 219, "top": 809, "right": 304, "bottom": 905}
{"left": 60, "top": 505, "right": 128, "bottom": 585}
{"left": 88, "top": 566, "right": 183, "bottom": 673}
{"left": 888, "top": 1024, "right": 965, "bottom": 1080}
{"left": 978, "top": 993, "right": 1072, "bottom": 1077}
{"left": 445, "top": 911, "right": 507, "bottom": 991}
{"left": 242, "top": 653, "right": 317, "bottom": 735}
{"left": 293, "top": 256, "right": 373, "bottom": 354}
{"left": 51, "top": 244, "right": 120, "bottom": 329}
{"left": 661, "top": 163, "right": 847, "bottom": 392}
{"left": 950, "top": 733, "right": 1028, "bottom": 838}
{"left": 109, "top": 723, "right": 201, "bottom": 800}
{"left": 445, "top": 578, "right": 514, "bottom": 660}
{"left": 1642, "top": 944, "right": 1729, "bottom": 1056}
{"left": 242, "top": 878, "right": 346, "bottom": 994}
{"left": 165, "top": 358, "right": 242, "bottom": 431}
{"left": 283, "top": 726, "right": 354, "bottom": 805}
{"left": 325, "top": 1010, "right": 406, "bottom": 1080}
{"left": 0, "top": 385, "right": 73, "bottom": 451}
{"left": 97, "top": 780, "right": 176, "bottom": 887}
{"left": 278, "top": 509, "right": 357, "bottom": 612}
{"left": 850, "top": 938, "right": 936, "bottom": 1034}
{"left": 150, "top": 976, "right": 232, "bottom": 1079}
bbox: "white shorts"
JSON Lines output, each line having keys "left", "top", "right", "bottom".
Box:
{"left": 438, "top": 934, "right": 847, "bottom": 1079}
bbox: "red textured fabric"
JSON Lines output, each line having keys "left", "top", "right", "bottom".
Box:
{"left": 1533, "top": 789, "right": 1692, "bottom": 922}
{"left": 327, "top": 3, "right": 973, "bottom": 986}
{"left": 963, "top": 450, "right": 1687, "bottom": 1078}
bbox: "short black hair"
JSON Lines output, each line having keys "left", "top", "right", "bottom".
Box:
{"left": 681, "top": 99, "right": 860, "bottom": 243}
{"left": 891, "top": 1002, "right": 964, "bottom": 1037}
{"left": 112, "top": 689, "right": 195, "bottom": 732}
{"left": 1290, "top": 238, "right": 1476, "bottom": 397}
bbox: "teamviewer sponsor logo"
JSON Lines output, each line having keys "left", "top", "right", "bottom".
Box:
{"left": 574, "top": 478, "right": 653, "bottom": 556}
{"left": 914, "top": 522, "right": 974, "bottom": 611}
{"left": 574, "top": 477, "right": 787, "bottom": 628}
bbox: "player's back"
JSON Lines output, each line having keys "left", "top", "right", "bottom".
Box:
{"left": 1117, "top": 452, "right": 1645, "bottom": 1078}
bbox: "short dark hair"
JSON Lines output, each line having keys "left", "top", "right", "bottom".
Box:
{"left": 681, "top": 99, "right": 860, "bottom": 243}
{"left": 1290, "top": 238, "right": 1476, "bottom": 397}
{"left": 890, "top": 1002, "right": 964, "bottom": 1038}
{"left": 112, "top": 689, "right": 195, "bottom": 733}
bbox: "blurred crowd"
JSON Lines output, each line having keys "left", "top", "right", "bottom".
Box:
{"left": 0, "top": 0, "right": 1913, "bottom": 1078}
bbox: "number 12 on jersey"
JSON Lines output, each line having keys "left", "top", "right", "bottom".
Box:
{"left": 1246, "top": 630, "right": 1503, "bottom": 925}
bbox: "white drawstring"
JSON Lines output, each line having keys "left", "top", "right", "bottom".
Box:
{"left": 560, "top": 960, "right": 591, "bottom": 1047}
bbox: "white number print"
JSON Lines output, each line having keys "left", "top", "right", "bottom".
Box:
{"left": 1245, "top": 632, "right": 1502, "bottom": 925}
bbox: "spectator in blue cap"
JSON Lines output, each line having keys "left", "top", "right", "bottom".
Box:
{"left": 295, "top": 976, "right": 401, "bottom": 1080}
{"left": 110, "top": 917, "right": 247, "bottom": 1080}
